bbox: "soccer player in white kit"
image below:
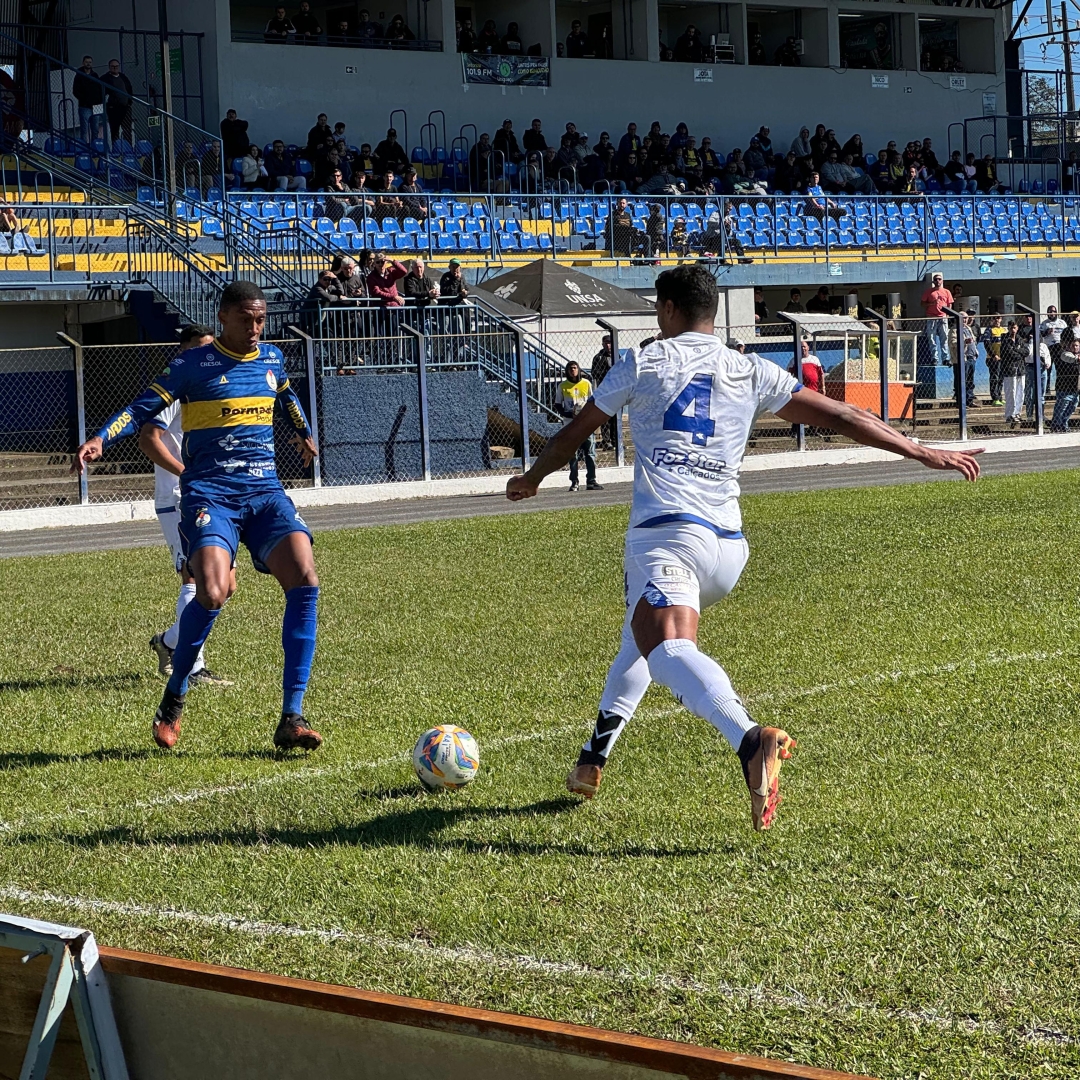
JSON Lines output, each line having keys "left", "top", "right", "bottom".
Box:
{"left": 507, "top": 267, "right": 982, "bottom": 830}
{"left": 144, "top": 324, "right": 233, "bottom": 688}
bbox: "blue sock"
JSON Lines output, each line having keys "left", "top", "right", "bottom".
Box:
{"left": 282, "top": 585, "right": 319, "bottom": 716}
{"left": 166, "top": 599, "right": 220, "bottom": 696}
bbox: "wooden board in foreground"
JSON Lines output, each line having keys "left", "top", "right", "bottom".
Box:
{"left": 96, "top": 947, "right": 875, "bottom": 1080}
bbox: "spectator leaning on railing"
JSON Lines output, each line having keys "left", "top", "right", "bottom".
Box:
{"left": 264, "top": 6, "right": 296, "bottom": 41}
{"left": 293, "top": 1, "right": 322, "bottom": 42}
{"left": 401, "top": 258, "right": 439, "bottom": 314}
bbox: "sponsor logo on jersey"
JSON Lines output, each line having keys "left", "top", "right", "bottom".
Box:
{"left": 295, "top": 512, "right": 307, "bottom": 527}
{"left": 195, "top": 509, "right": 211, "bottom": 528}
{"left": 219, "top": 374, "right": 228, "bottom": 384}
{"left": 265, "top": 369, "right": 277, "bottom": 390}
{"left": 106, "top": 410, "right": 133, "bottom": 439}
{"left": 220, "top": 403, "right": 274, "bottom": 420}
{"left": 201, "top": 359, "right": 222, "bottom": 367}
{"left": 651, "top": 446, "right": 728, "bottom": 478}
{"left": 660, "top": 564, "right": 692, "bottom": 583}
{"left": 217, "top": 434, "right": 243, "bottom": 450}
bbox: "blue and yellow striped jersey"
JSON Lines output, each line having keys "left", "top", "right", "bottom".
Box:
{"left": 96, "top": 339, "right": 311, "bottom": 497}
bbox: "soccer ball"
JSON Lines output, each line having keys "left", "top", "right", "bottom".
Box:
{"left": 412, "top": 726, "right": 480, "bottom": 791}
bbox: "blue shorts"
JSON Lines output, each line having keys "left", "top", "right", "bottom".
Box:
{"left": 178, "top": 489, "right": 312, "bottom": 574}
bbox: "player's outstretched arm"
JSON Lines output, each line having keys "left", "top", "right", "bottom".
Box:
{"left": 776, "top": 392, "right": 983, "bottom": 480}
{"left": 506, "top": 402, "right": 611, "bottom": 500}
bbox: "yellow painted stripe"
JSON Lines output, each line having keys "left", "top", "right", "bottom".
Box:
{"left": 181, "top": 396, "right": 274, "bottom": 430}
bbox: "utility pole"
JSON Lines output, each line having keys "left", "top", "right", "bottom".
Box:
{"left": 158, "top": 0, "right": 175, "bottom": 194}
{"left": 1063, "top": 2, "right": 1076, "bottom": 147}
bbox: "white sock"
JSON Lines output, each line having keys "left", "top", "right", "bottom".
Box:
{"left": 163, "top": 583, "right": 205, "bottom": 673}
{"left": 581, "top": 629, "right": 652, "bottom": 763}
{"left": 646, "top": 638, "right": 754, "bottom": 751}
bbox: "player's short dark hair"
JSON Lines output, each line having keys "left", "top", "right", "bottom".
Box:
{"left": 178, "top": 323, "right": 214, "bottom": 347}
{"left": 655, "top": 266, "right": 718, "bottom": 323}
{"left": 219, "top": 280, "right": 265, "bottom": 309}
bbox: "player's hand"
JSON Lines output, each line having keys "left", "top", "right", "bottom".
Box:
{"left": 70, "top": 436, "right": 103, "bottom": 474}
{"left": 292, "top": 434, "right": 319, "bottom": 468}
{"left": 919, "top": 446, "right": 983, "bottom": 480}
{"left": 506, "top": 474, "right": 538, "bottom": 501}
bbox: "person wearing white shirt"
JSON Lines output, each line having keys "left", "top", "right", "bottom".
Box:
{"left": 506, "top": 266, "right": 981, "bottom": 831}
{"left": 141, "top": 325, "right": 234, "bottom": 688}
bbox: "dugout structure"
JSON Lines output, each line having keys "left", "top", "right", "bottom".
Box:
{"left": 1, "top": 912, "right": 876, "bottom": 1080}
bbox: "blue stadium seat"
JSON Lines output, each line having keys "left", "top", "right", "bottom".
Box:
{"left": 380, "top": 217, "right": 400, "bottom": 233}
{"left": 75, "top": 154, "right": 94, "bottom": 173}
{"left": 519, "top": 232, "right": 539, "bottom": 251}
{"left": 296, "top": 160, "right": 313, "bottom": 178}
{"left": 373, "top": 232, "right": 393, "bottom": 249}
{"left": 498, "top": 232, "right": 520, "bottom": 251}
{"left": 476, "top": 232, "right": 492, "bottom": 250}
{"left": 91, "top": 138, "right": 107, "bottom": 154}
{"left": 338, "top": 218, "right": 359, "bottom": 234}
{"left": 537, "top": 234, "right": 553, "bottom": 251}
{"left": 315, "top": 216, "right": 334, "bottom": 234}
{"left": 435, "top": 232, "right": 456, "bottom": 251}
{"left": 411, "top": 146, "right": 428, "bottom": 164}
{"left": 394, "top": 233, "right": 413, "bottom": 250}
{"left": 202, "top": 217, "right": 223, "bottom": 238}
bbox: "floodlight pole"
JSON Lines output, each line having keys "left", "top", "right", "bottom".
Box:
{"left": 1016, "top": 301, "right": 1045, "bottom": 436}
{"left": 941, "top": 306, "right": 968, "bottom": 442}
{"left": 865, "top": 307, "right": 890, "bottom": 423}
{"left": 595, "top": 317, "right": 624, "bottom": 466}
{"left": 777, "top": 311, "right": 805, "bottom": 451}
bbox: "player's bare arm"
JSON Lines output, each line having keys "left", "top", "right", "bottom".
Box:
{"left": 506, "top": 402, "right": 610, "bottom": 500}
{"left": 138, "top": 424, "right": 185, "bottom": 477}
{"left": 776, "top": 392, "right": 983, "bottom": 481}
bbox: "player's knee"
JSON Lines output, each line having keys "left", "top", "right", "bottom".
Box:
{"left": 200, "top": 579, "right": 231, "bottom": 609}
{"left": 297, "top": 566, "right": 319, "bottom": 589}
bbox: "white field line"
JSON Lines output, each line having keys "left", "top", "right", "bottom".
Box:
{"left": 0, "top": 884, "right": 1071, "bottom": 1048}
{"left": 0, "top": 724, "right": 580, "bottom": 837}
{"left": 0, "top": 649, "right": 1064, "bottom": 837}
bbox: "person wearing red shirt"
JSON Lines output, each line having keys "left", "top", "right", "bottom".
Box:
{"left": 366, "top": 252, "right": 407, "bottom": 306}
{"left": 920, "top": 272, "right": 953, "bottom": 365}
{"left": 789, "top": 339, "right": 824, "bottom": 393}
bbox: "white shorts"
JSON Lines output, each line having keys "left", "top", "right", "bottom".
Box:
{"left": 157, "top": 506, "right": 185, "bottom": 574}
{"left": 623, "top": 521, "right": 749, "bottom": 617}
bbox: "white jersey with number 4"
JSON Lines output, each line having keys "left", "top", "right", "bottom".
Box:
{"left": 591, "top": 332, "right": 800, "bottom": 534}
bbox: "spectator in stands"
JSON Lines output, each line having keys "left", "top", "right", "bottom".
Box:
{"left": 469, "top": 132, "right": 507, "bottom": 191}
{"left": 367, "top": 252, "right": 408, "bottom": 308}
{"left": 175, "top": 141, "right": 201, "bottom": 189}
{"left": 982, "top": 312, "right": 1006, "bottom": 406}
{"left": 783, "top": 288, "right": 806, "bottom": 313}
{"left": 500, "top": 22, "right": 523, "bottom": 53}
{"left": 493, "top": 119, "right": 523, "bottom": 163}
{"left": 329, "top": 19, "right": 354, "bottom": 45}
{"left": 566, "top": 20, "right": 591, "bottom": 57}
{"left": 1052, "top": 336, "right": 1080, "bottom": 431}
{"left": 806, "top": 285, "right": 833, "bottom": 314}
{"left": 868, "top": 149, "right": 891, "bottom": 193}
{"left": 321, "top": 167, "right": 352, "bottom": 220}
{"left": 674, "top": 24, "right": 705, "bottom": 62}
{"left": 355, "top": 143, "right": 375, "bottom": 177}
{"left": 820, "top": 151, "right": 847, "bottom": 193}
{"left": 895, "top": 164, "right": 924, "bottom": 198}
{"left": 841, "top": 133, "right": 865, "bottom": 163}
{"left": 265, "top": 139, "right": 306, "bottom": 190}
{"left": 840, "top": 153, "right": 875, "bottom": 195}
{"left": 699, "top": 137, "right": 722, "bottom": 182}
{"left": 385, "top": 14, "right": 415, "bottom": 41}
{"left": 608, "top": 197, "right": 652, "bottom": 258}
{"left": 264, "top": 5, "right": 295, "bottom": 40}
{"left": 593, "top": 131, "right": 613, "bottom": 156}
{"left": 398, "top": 168, "right": 428, "bottom": 221}
{"left": 201, "top": 142, "right": 222, "bottom": 194}
{"left": 439, "top": 258, "right": 470, "bottom": 332}
{"left": 591, "top": 334, "right": 618, "bottom": 449}
{"left": 976, "top": 153, "right": 1003, "bottom": 194}
{"left": 920, "top": 273, "right": 951, "bottom": 366}
{"left": 557, "top": 361, "right": 602, "bottom": 492}
{"left": 373, "top": 128, "right": 409, "bottom": 175}
{"left": 645, "top": 203, "right": 668, "bottom": 257}
{"left": 748, "top": 31, "right": 767, "bottom": 64}
{"left": 963, "top": 152, "right": 979, "bottom": 192}
{"left": 356, "top": 10, "right": 383, "bottom": 42}
{"left": 240, "top": 144, "right": 269, "bottom": 190}
{"left": 373, "top": 170, "right": 403, "bottom": 221}
{"left": 617, "top": 150, "right": 644, "bottom": 193}
{"left": 1025, "top": 316, "right": 1052, "bottom": 421}
{"left": 523, "top": 118, "right": 548, "bottom": 156}
{"left": 303, "top": 269, "right": 348, "bottom": 334}
{"left": 789, "top": 126, "right": 812, "bottom": 163}
{"left": 804, "top": 171, "right": 845, "bottom": 223}
{"left": 101, "top": 59, "right": 133, "bottom": 148}
{"left": 306, "top": 114, "right": 332, "bottom": 158}
{"left": 220, "top": 108, "right": 249, "bottom": 163}
{"left": 772, "top": 150, "right": 805, "bottom": 194}
{"left": 1040, "top": 305, "right": 1066, "bottom": 377}
{"left": 775, "top": 36, "right": 801, "bottom": 66}
{"left": 789, "top": 340, "right": 823, "bottom": 393}
{"left": 457, "top": 18, "right": 476, "bottom": 51}
{"left": 618, "top": 123, "right": 641, "bottom": 162}
{"left": 1001, "top": 321, "right": 1026, "bottom": 424}
{"left": 0, "top": 205, "right": 19, "bottom": 233}
{"left": 292, "top": 1, "right": 321, "bottom": 42}
{"left": 944, "top": 151, "right": 976, "bottom": 194}
{"left": 331, "top": 255, "right": 366, "bottom": 299}
{"left": 344, "top": 174, "right": 376, "bottom": 223}
{"left": 920, "top": 137, "right": 940, "bottom": 175}
{"left": 754, "top": 287, "right": 768, "bottom": 324}
{"left": 73, "top": 56, "right": 103, "bottom": 147}
{"left": 476, "top": 19, "right": 500, "bottom": 52}
{"left": 674, "top": 136, "right": 703, "bottom": 186}
{"left": 402, "top": 258, "right": 438, "bottom": 315}
{"left": 811, "top": 126, "right": 841, "bottom": 170}
{"left": 638, "top": 163, "right": 680, "bottom": 196}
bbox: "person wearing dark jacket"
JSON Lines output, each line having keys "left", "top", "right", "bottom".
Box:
{"left": 305, "top": 114, "right": 332, "bottom": 158}
{"left": 219, "top": 109, "right": 249, "bottom": 163}
{"left": 492, "top": 119, "right": 523, "bottom": 163}
{"left": 401, "top": 258, "right": 439, "bottom": 319}
{"left": 72, "top": 56, "right": 104, "bottom": 146}
{"left": 100, "top": 59, "right": 133, "bottom": 147}
{"left": 373, "top": 128, "right": 409, "bottom": 175}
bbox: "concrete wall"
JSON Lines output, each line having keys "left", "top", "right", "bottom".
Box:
{"left": 211, "top": 34, "right": 1003, "bottom": 155}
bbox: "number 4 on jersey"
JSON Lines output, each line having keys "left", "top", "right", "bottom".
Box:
{"left": 663, "top": 374, "right": 715, "bottom": 446}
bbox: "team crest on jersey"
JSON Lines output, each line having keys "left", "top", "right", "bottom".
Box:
{"left": 265, "top": 369, "right": 276, "bottom": 390}
{"left": 195, "top": 509, "right": 211, "bottom": 528}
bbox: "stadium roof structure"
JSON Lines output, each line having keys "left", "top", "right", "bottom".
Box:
{"left": 481, "top": 259, "right": 654, "bottom": 317}
{"left": 781, "top": 313, "right": 880, "bottom": 335}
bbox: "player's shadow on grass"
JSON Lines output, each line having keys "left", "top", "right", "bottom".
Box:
{"left": 0, "top": 672, "right": 147, "bottom": 695}
{"left": 25, "top": 798, "right": 714, "bottom": 858}
{"left": 0, "top": 747, "right": 162, "bottom": 770}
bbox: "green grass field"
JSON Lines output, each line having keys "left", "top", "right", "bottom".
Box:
{"left": 2, "top": 471, "right": 1080, "bottom": 1079}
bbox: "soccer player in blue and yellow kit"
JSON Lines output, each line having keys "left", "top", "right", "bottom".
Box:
{"left": 73, "top": 282, "right": 323, "bottom": 752}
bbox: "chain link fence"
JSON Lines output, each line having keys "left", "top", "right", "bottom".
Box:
{"left": 1, "top": 311, "right": 1067, "bottom": 515}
